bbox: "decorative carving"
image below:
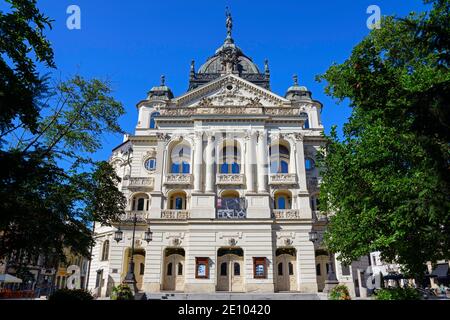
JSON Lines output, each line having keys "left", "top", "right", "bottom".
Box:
{"left": 284, "top": 238, "right": 293, "bottom": 246}
{"left": 125, "top": 177, "right": 154, "bottom": 191}
{"left": 156, "top": 132, "right": 171, "bottom": 141}
{"left": 172, "top": 238, "right": 182, "bottom": 246}
{"left": 269, "top": 174, "right": 297, "bottom": 185}
{"left": 228, "top": 238, "right": 237, "bottom": 246}
{"left": 273, "top": 209, "right": 300, "bottom": 219}
{"left": 216, "top": 174, "right": 245, "bottom": 185}
{"left": 120, "top": 210, "right": 148, "bottom": 222}
{"left": 161, "top": 210, "right": 190, "bottom": 220}
{"left": 144, "top": 148, "right": 157, "bottom": 158}
{"left": 165, "top": 174, "right": 193, "bottom": 185}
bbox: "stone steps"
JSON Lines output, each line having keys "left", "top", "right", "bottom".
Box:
{"left": 145, "top": 292, "right": 321, "bottom": 300}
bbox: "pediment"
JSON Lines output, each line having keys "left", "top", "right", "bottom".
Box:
{"left": 172, "top": 74, "right": 290, "bottom": 108}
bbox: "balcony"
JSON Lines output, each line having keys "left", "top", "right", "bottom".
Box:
{"left": 313, "top": 211, "right": 328, "bottom": 222}
{"left": 164, "top": 174, "right": 193, "bottom": 185}
{"left": 120, "top": 210, "right": 149, "bottom": 222}
{"left": 269, "top": 174, "right": 297, "bottom": 185}
{"left": 216, "top": 174, "right": 245, "bottom": 185}
{"left": 123, "top": 177, "right": 154, "bottom": 191}
{"left": 161, "top": 210, "right": 190, "bottom": 220}
{"left": 273, "top": 209, "right": 300, "bottom": 219}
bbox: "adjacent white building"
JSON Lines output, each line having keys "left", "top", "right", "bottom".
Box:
{"left": 87, "top": 14, "right": 369, "bottom": 298}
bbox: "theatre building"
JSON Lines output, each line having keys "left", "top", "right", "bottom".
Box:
{"left": 87, "top": 15, "right": 365, "bottom": 297}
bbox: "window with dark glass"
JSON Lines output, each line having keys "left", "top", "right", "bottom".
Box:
{"left": 175, "top": 197, "right": 183, "bottom": 210}
{"left": 149, "top": 112, "right": 160, "bottom": 129}
{"left": 167, "top": 263, "right": 172, "bottom": 276}
{"left": 341, "top": 264, "right": 351, "bottom": 276}
{"left": 270, "top": 145, "right": 290, "bottom": 173}
{"left": 278, "top": 263, "right": 283, "bottom": 276}
{"left": 305, "top": 158, "right": 315, "bottom": 170}
{"left": 288, "top": 262, "right": 294, "bottom": 275}
{"left": 316, "top": 264, "right": 321, "bottom": 276}
{"left": 137, "top": 198, "right": 145, "bottom": 211}
{"left": 140, "top": 263, "right": 145, "bottom": 275}
{"left": 220, "top": 262, "right": 227, "bottom": 276}
{"left": 234, "top": 263, "right": 240, "bottom": 276}
{"left": 277, "top": 196, "right": 286, "bottom": 210}
{"left": 178, "top": 263, "right": 183, "bottom": 275}
{"left": 101, "top": 240, "right": 109, "bottom": 261}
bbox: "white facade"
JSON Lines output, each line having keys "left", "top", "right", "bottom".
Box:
{"left": 87, "top": 19, "right": 365, "bottom": 297}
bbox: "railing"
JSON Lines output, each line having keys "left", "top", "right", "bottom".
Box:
{"left": 272, "top": 209, "right": 301, "bottom": 219}
{"left": 269, "top": 174, "right": 297, "bottom": 185}
{"left": 161, "top": 210, "right": 190, "bottom": 220}
{"left": 164, "top": 174, "right": 193, "bottom": 185}
{"left": 312, "top": 211, "right": 328, "bottom": 222}
{"left": 159, "top": 107, "right": 307, "bottom": 117}
{"left": 124, "top": 177, "right": 154, "bottom": 191}
{"left": 216, "top": 174, "right": 245, "bottom": 185}
{"left": 120, "top": 210, "right": 149, "bottom": 221}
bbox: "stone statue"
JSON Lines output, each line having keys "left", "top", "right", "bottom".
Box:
{"left": 226, "top": 7, "right": 232, "bottom": 38}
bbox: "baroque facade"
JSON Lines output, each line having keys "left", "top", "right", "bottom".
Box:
{"left": 87, "top": 15, "right": 368, "bottom": 297}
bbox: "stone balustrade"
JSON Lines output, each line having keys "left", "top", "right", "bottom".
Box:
{"left": 159, "top": 107, "right": 306, "bottom": 117}
{"left": 164, "top": 174, "right": 193, "bottom": 185}
{"left": 120, "top": 210, "right": 149, "bottom": 222}
{"left": 216, "top": 174, "right": 245, "bottom": 185}
{"left": 161, "top": 210, "right": 190, "bottom": 220}
{"left": 269, "top": 173, "right": 297, "bottom": 185}
{"left": 273, "top": 209, "right": 301, "bottom": 219}
{"left": 124, "top": 177, "right": 154, "bottom": 191}
{"left": 313, "top": 211, "right": 328, "bottom": 222}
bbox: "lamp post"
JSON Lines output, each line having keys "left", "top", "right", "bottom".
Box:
{"left": 309, "top": 230, "right": 339, "bottom": 293}
{"left": 114, "top": 214, "right": 153, "bottom": 297}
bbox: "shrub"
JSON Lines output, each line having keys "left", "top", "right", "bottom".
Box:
{"left": 48, "top": 289, "right": 94, "bottom": 301}
{"left": 329, "top": 284, "right": 351, "bottom": 300}
{"left": 110, "top": 284, "right": 134, "bottom": 300}
{"left": 375, "top": 287, "right": 421, "bottom": 300}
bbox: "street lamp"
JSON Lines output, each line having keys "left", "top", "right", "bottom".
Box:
{"left": 309, "top": 230, "right": 339, "bottom": 293}
{"left": 144, "top": 228, "right": 153, "bottom": 243}
{"left": 114, "top": 227, "right": 123, "bottom": 243}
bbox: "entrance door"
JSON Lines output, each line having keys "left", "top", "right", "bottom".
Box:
{"left": 163, "top": 254, "right": 185, "bottom": 291}
{"left": 217, "top": 254, "right": 244, "bottom": 292}
{"left": 276, "top": 254, "right": 297, "bottom": 291}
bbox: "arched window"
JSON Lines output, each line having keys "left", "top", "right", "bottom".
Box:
{"left": 305, "top": 157, "right": 315, "bottom": 171}
{"left": 101, "top": 240, "right": 109, "bottom": 261}
{"left": 149, "top": 112, "right": 160, "bottom": 129}
{"left": 234, "top": 263, "right": 240, "bottom": 276}
{"left": 169, "top": 192, "right": 187, "bottom": 210}
{"left": 304, "top": 117, "right": 310, "bottom": 129}
{"left": 288, "top": 262, "right": 294, "bottom": 275}
{"left": 132, "top": 194, "right": 150, "bottom": 211}
{"left": 178, "top": 263, "right": 183, "bottom": 275}
{"left": 170, "top": 143, "right": 191, "bottom": 174}
{"left": 167, "top": 263, "right": 173, "bottom": 276}
{"left": 316, "top": 264, "right": 321, "bottom": 276}
{"left": 220, "top": 262, "right": 227, "bottom": 276}
{"left": 274, "top": 191, "right": 292, "bottom": 210}
{"left": 219, "top": 143, "right": 241, "bottom": 174}
{"left": 270, "top": 144, "right": 290, "bottom": 174}
{"left": 278, "top": 263, "right": 283, "bottom": 276}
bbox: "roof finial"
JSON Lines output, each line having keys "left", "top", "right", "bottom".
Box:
{"left": 293, "top": 74, "right": 298, "bottom": 86}
{"left": 225, "top": 7, "right": 233, "bottom": 39}
{"left": 160, "top": 75, "right": 165, "bottom": 86}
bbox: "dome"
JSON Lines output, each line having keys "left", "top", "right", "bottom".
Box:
{"left": 285, "top": 75, "right": 312, "bottom": 101}
{"left": 197, "top": 39, "right": 261, "bottom": 75}
{"left": 147, "top": 75, "right": 173, "bottom": 100}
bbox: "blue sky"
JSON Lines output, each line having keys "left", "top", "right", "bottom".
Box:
{"left": 15, "top": 0, "right": 430, "bottom": 162}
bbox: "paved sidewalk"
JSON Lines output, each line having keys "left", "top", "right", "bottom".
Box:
{"left": 145, "top": 292, "right": 323, "bottom": 300}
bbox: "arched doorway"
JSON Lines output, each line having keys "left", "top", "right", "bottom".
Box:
{"left": 121, "top": 248, "right": 146, "bottom": 291}
{"left": 315, "top": 250, "right": 329, "bottom": 292}
{"left": 162, "top": 248, "right": 185, "bottom": 291}
{"left": 217, "top": 247, "right": 244, "bottom": 292}
{"left": 275, "top": 248, "right": 297, "bottom": 292}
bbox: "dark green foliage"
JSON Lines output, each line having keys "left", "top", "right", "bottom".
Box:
{"left": 317, "top": 0, "right": 450, "bottom": 279}
{"left": 110, "top": 284, "right": 134, "bottom": 300}
{"left": 375, "top": 287, "right": 421, "bottom": 300}
{"left": 329, "top": 285, "right": 351, "bottom": 300}
{"left": 0, "top": 0, "right": 55, "bottom": 136}
{"left": 48, "top": 288, "right": 94, "bottom": 301}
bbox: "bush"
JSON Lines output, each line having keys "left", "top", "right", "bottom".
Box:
{"left": 110, "top": 284, "right": 134, "bottom": 300}
{"left": 48, "top": 289, "right": 94, "bottom": 301}
{"left": 329, "top": 285, "right": 351, "bottom": 300}
{"left": 375, "top": 287, "right": 421, "bottom": 300}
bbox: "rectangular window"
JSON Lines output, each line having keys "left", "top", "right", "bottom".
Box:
{"left": 253, "top": 257, "right": 267, "bottom": 279}
{"left": 341, "top": 264, "right": 351, "bottom": 276}
{"left": 195, "top": 258, "right": 209, "bottom": 279}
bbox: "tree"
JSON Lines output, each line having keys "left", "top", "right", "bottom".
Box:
{"left": 317, "top": 0, "right": 450, "bottom": 279}
{"left": 0, "top": 1, "right": 127, "bottom": 264}
{"left": 0, "top": 0, "right": 55, "bottom": 136}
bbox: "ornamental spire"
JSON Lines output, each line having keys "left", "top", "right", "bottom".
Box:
{"left": 293, "top": 74, "right": 299, "bottom": 86}
{"left": 160, "top": 75, "right": 165, "bottom": 86}
{"left": 225, "top": 7, "right": 233, "bottom": 40}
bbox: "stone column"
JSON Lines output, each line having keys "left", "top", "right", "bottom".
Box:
{"left": 194, "top": 132, "right": 203, "bottom": 192}
{"left": 294, "top": 133, "right": 308, "bottom": 191}
{"left": 205, "top": 133, "right": 215, "bottom": 193}
{"left": 257, "top": 130, "right": 268, "bottom": 193}
{"left": 245, "top": 131, "right": 256, "bottom": 193}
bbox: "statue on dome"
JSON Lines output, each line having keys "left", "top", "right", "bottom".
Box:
{"left": 225, "top": 7, "right": 233, "bottom": 38}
